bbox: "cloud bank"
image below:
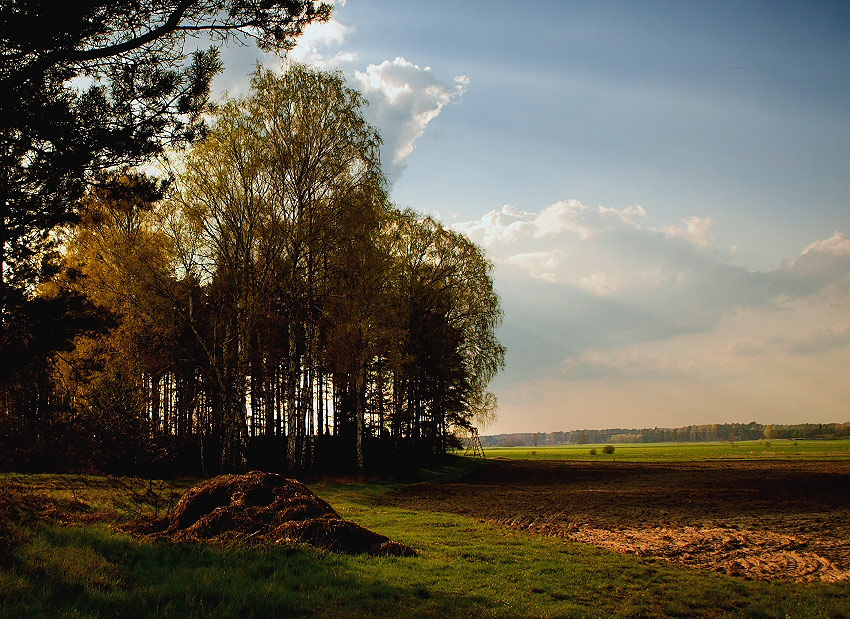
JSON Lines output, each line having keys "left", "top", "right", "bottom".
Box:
{"left": 454, "top": 202, "right": 850, "bottom": 432}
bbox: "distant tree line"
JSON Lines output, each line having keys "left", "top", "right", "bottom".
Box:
{"left": 0, "top": 4, "right": 504, "bottom": 476}
{"left": 485, "top": 422, "right": 850, "bottom": 447}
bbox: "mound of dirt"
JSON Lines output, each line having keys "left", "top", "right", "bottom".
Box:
{"left": 122, "top": 471, "right": 415, "bottom": 557}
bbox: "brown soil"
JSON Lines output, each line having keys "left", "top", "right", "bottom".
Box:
{"left": 123, "top": 471, "right": 415, "bottom": 556}
{"left": 389, "top": 458, "right": 850, "bottom": 582}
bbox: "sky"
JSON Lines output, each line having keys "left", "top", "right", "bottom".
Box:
{"left": 210, "top": 0, "right": 850, "bottom": 434}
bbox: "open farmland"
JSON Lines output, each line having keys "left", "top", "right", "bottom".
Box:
{"left": 481, "top": 438, "right": 850, "bottom": 461}
{"left": 2, "top": 444, "right": 850, "bottom": 617}
{"left": 402, "top": 440, "right": 850, "bottom": 583}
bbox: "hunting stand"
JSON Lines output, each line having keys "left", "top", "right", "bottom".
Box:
{"left": 464, "top": 427, "right": 486, "bottom": 458}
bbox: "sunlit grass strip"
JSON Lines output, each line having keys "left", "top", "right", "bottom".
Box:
{"left": 477, "top": 438, "right": 850, "bottom": 461}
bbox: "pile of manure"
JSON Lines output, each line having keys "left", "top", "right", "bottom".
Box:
{"left": 121, "top": 471, "right": 415, "bottom": 556}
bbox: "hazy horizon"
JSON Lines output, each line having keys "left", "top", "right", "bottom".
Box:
{"left": 479, "top": 419, "right": 850, "bottom": 438}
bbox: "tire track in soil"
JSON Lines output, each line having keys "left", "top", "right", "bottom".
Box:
{"left": 389, "top": 459, "right": 850, "bottom": 582}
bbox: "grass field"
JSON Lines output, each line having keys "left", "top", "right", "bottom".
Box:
{"left": 1, "top": 448, "right": 849, "bottom": 617}
{"left": 480, "top": 438, "right": 850, "bottom": 461}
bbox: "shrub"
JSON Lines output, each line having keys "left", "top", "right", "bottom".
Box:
{"left": 589, "top": 448, "right": 597, "bottom": 455}
{"left": 602, "top": 445, "right": 615, "bottom": 455}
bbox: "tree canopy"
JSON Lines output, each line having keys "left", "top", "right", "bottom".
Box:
{"left": 0, "top": 0, "right": 330, "bottom": 355}
{"left": 0, "top": 1, "right": 330, "bottom": 464}
{"left": 69, "top": 66, "right": 501, "bottom": 474}
{"left": 0, "top": 4, "right": 505, "bottom": 474}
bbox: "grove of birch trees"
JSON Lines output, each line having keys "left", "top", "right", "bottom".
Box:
{"left": 13, "top": 65, "right": 505, "bottom": 474}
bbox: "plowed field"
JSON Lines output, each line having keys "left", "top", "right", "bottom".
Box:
{"left": 390, "top": 459, "right": 850, "bottom": 582}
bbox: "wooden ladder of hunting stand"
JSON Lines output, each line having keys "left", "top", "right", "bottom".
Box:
{"left": 465, "top": 427, "right": 486, "bottom": 458}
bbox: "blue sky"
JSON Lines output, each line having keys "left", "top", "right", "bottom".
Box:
{"left": 214, "top": 1, "right": 850, "bottom": 433}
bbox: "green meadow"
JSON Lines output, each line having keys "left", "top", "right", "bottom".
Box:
{"left": 481, "top": 438, "right": 850, "bottom": 461}
{"left": 2, "top": 453, "right": 850, "bottom": 618}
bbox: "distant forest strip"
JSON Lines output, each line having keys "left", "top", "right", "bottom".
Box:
{"left": 0, "top": 5, "right": 504, "bottom": 477}
{"left": 484, "top": 422, "right": 850, "bottom": 447}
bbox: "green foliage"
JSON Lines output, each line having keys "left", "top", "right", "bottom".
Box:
{"left": 602, "top": 445, "right": 615, "bottom": 455}
{"left": 1, "top": 0, "right": 330, "bottom": 300}
{"left": 0, "top": 0, "right": 331, "bottom": 471}
{"left": 31, "top": 64, "right": 505, "bottom": 475}
{"left": 589, "top": 448, "right": 597, "bottom": 456}
{"left": 0, "top": 0, "right": 504, "bottom": 475}
{"left": 485, "top": 421, "right": 850, "bottom": 448}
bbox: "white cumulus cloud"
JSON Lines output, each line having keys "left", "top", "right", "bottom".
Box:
{"left": 664, "top": 215, "right": 714, "bottom": 248}
{"left": 289, "top": 18, "right": 353, "bottom": 62}
{"left": 454, "top": 199, "right": 723, "bottom": 303}
{"left": 453, "top": 204, "right": 536, "bottom": 245}
{"left": 501, "top": 250, "right": 564, "bottom": 282}
{"left": 455, "top": 199, "right": 850, "bottom": 394}
{"left": 533, "top": 200, "right": 596, "bottom": 240}
{"left": 352, "top": 58, "right": 468, "bottom": 181}
{"left": 802, "top": 232, "right": 850, "bottom": 257}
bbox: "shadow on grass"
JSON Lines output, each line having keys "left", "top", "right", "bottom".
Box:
{"left": 0, "top": 523, "right": 494, "bottom": 619}
{"left": 4, "top": 470, "right": 850, "bottom": 618}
